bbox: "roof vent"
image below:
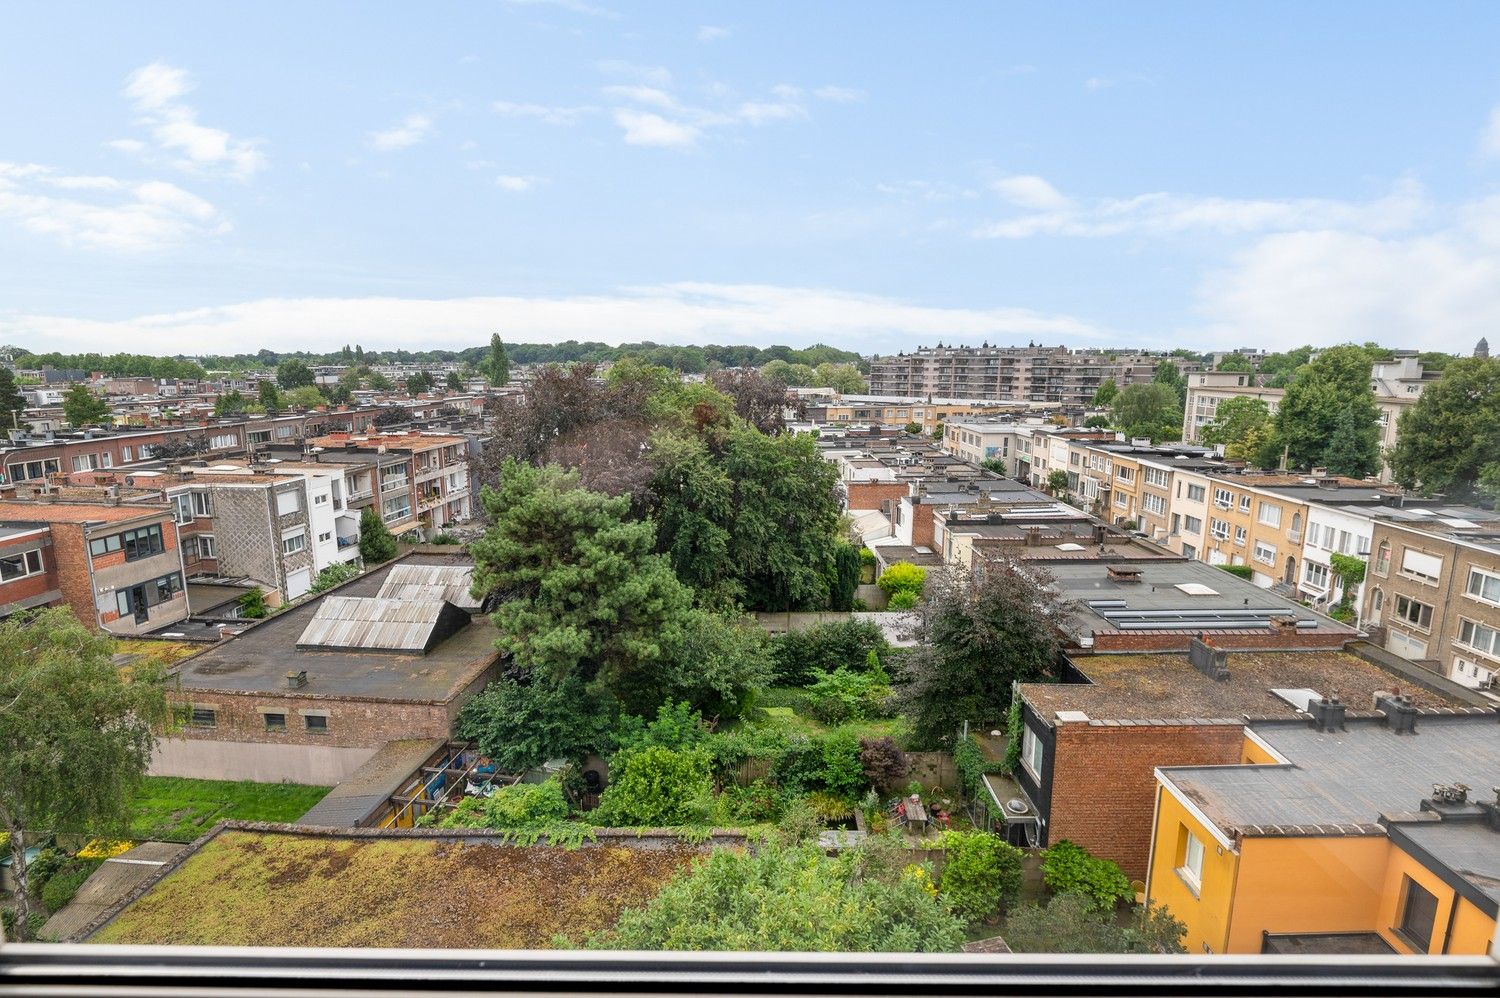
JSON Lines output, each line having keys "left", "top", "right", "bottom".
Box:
{"left": 1106, "top": 565, "right": 1142, "bottom": 583}
{"left": 1375, "top": 692, "right": 1418, "bottom": 735}
{"left": 1431, "top": 783, "right": 1470, "bottom": 806}
{"left": 286, "top": 669, "right": 308, "bottom": 689}
{"left": 1307, "top": 694, "right": 1346, "bottom": 733}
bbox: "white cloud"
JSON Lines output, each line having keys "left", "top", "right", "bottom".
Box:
{"left": 977, "top": 176, "right": 1429, "bottom": 239}
{"left": 492, "top": 100, "right": 595, "bottom": 125}
{"left": 495, "top": 174, "right": 541, "bottom": 191}
{"left": 613, "top": 109, "right": 699, "bottom": 148}
{"left": 991, "top": 174, "right": 1070, "bottom": 212}
{"left": 1482, "top": 105, "right": 1500, "bottom": 160}
{"left": 1, "top": 282, "right": 1105, "bottom": 355}
{"left": 1084, "top": 76, "right": 1114, "bottom": 91}
{"left": 369, "top": 114, "right": 434, "bottom": 151}
{"left": 601, "top": 85, "right": 681, "bottom": 111}
{"left": 595, "top": 60, "right": 672, "bottom": 86}
{"left": 697, "top": 25, "right": 730, "bottom": 42}
{"left": 1193, "top": 196, "right": 1500, "bottom": 353}
{"left": 0, "top": 160, "right": 228, "bottom": 252}
{"left": 738, "top": 99, "right": 807, "bottom": 125}
{"left": 106, "top": 138, "right": 147, "bottom": 155}
{"left": 814, "top": 85, "right": 865, "bottom": 103}
{"left": 121, "top": 62, "right": 266, "bottom": 180}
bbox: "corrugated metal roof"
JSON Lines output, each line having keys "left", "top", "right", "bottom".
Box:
{"left": 376, "top": 563, "right": 481, "bottom": 610}
{"left": 296, "top": 596, "right": 446, "bottom": 651}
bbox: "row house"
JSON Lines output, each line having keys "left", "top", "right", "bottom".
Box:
{"left": 1198, "top": 473, "right": 1309, "bottom": 589}
{"left": 0, "top": 500, "right": 189, "bottom": 634}
{"left": 940, "top": 417, "right": 1052, "bottom": 478}
{"left": 305, "top": 431, "right": 472, "bottom": 538}
{"left": 1361, "top": 505, "right": 1500, "bottom": 693}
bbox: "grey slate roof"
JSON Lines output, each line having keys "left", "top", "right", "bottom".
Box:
{"left": 1161, "top": 715, "right": 1500, "bottom": 835}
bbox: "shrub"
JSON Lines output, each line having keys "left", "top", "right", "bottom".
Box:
{"left": 614, "top": 701, "right": 712, "bottom": 756}
{"left": 1003, "top": 698, "right": 1023, "bottom": 773}
{"left": 773, "top": 797, "right": 826, "bottom": 845}
{"left": 937, "top": 830, "right": 1025, "bottom": 925}
{"left": 819, "top": 728, "right": 867, "bottom": 799}
{"left": 713, "top": 779, "right": 785, "bottom": 824}
{"left": 804, "top": 665, "right": 889, "bottom": 725}
{"left": 887, "top": 590, "right": 919, "bottom": 610}
{"left": 358, "top": 505, "right": 398, "bottom": 563}
{"left": 439, "top": 778, "right": 570, "bottom": 829}
{"left": 767, "top": 620, "right": 888, "bottom": 685}
{"left": 858, "top": 736, "right": 908, "bottom": 793}
{"left": 953, "top": 733, "right": 985, "bottom": 803}
{"left": 431, "top": 532, "right": 461, "bottom": 545}
{"left": 1218, "top": 564, "right": 1254, "bottom": 580}
{"left": 1041, "top": 840, "right": 1133, "bottom": 908}
{"left": 594, "top": 746, "right": 713, "bottom": 827}
{"left": 40, "top": 864, "right": 94, "bottom": 913}
{"left": 309, "top": 561, "right": 360, "bottom": 594}
{"left": 858, "top": 547, "right": 876, "bottom": 568}
{"left": 877, "top": 562, "right": 926, "bottom": 597}
{"left": 237, "top": 587, "right": 268, "bottom": 619}
{"left": 1002, "top": 894, "right": 1187, "bottom": 954}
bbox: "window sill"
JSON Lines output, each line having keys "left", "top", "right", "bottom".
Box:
{"left": 1387, "top": 926, "right": 1432, "bottom": 955}
{"left": 1174, "top": 867, "right": 1202, "bottom": 899}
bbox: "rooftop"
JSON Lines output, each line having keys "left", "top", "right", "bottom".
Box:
{"left": 173, "top": 553, "right": 497, "bottom": 701}
{"left": 85, "top": 827, "right": 708, "bottom": 948}
{"left": 1390, "top": 820, "right": 1500, "bottom": 912}
{"left": 1020, "top": 650, "right": 1469, "bottom": 723}
{"left": 0, "top": 501, "right": 168, "bottom": 525}
{"left": 1161, "top": 715, "right": 1500, "bottom": 836}
{"left": 296, "top": 738, "right": 447, "bottom": 828}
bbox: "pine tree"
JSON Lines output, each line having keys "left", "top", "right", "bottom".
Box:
{"left": 358, "top": 506, "right": 398, "bottom": 563}
{"left": 485, "top": 334, "right": 510, "bottom": 386}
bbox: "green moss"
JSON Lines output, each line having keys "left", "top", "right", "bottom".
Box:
{"left": 129, "top": 777, "right": 331, "bottom": 841}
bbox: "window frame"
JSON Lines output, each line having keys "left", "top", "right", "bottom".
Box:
{"left": 1395, "top": 876, "right": 1439, "bottom": 952}
{"left": 1178, "top": 827, "right": 1205, "bottom": 893}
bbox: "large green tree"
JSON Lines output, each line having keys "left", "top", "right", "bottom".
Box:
{"left": 275, "top": 358, "right": 315, "bottom": 389}
{"left": 483, "top": 333, "right": 510, "bottom": 386}
{"left": 1110, "top": 383, "right": 1181, "bottom": 442}
{"left": 1152, "top": 360, "right": 1188, "bottom": 408}
{"left": 1214, "top": 353, "right": 1254, "bottom": 373}
{"left": 1273, "top": 345, "right": 1380, "bottom": 471}
{"left": 1322, "top": 407, "right": 1382, "bottom": 479}
{"left": 1090, "top": 378, "right": 1118, "bottom": 406}
{"left": 0, "top": 368, "right": 27, "bottom": 430}
{"left": 257, "top": 380, "right": 282, "bottom": 414}
{"left": 0, "top": 610, "right": 170, "bottom": 939}
{"left": 1388, "top": 356, "right": 1500, "bottom": 499}
{"left": 1200, "top": 396, "right": 1279, "bottom": 466}
{"left": 62, "top": 383, "right": 110, "bottom": 426}
{"left": 469, "top": 460, "right": 692, "bottom": 704}
{"left": 893, "top": 557, "right": 1071, "bottom": 749}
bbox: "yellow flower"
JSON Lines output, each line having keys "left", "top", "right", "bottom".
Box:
{"left": 78, "top": 838, "right": 134, "bottom": 859}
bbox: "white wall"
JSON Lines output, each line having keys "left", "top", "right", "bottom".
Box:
{"left": 151, "top": 738, "right": 377, "bottom": 786}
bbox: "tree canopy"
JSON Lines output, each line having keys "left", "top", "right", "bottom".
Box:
{"left": 1273, "top": 345, "right": 1380, "bottom": 473}
{"left": 0, "top": 609, "right": 170, "bottom": 938}
{"left": 275, "top": 358, "right": 315, "bottom": 389}
{"left": 61, "top": 383, "right": 110, "bottom": 426}
{"left": 1388, "top": 356, "right": 1500, "bottom": 500}
{"left": 1110, "top": 383, "right": 1181, "bottom": 442}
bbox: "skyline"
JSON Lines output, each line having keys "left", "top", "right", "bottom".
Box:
{"left": 3, "top": 3, "right": 1500, "bottom": 355}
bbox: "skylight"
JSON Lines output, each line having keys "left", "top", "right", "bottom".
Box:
{"left": 1175, "top": 583, "right": 1219, "bottom": 596}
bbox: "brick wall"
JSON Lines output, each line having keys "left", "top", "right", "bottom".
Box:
{"left": 845, "top": 481, "right": 907, "bottom": 513}
{"left": 172, "top": 689, "right": 462, "bottom": 749}
{"left": 48, "top": 521, "right": 97, "bottom": 626}
{"left": 1091, "top": 629, "right": 1352, "bottom": 653}
{"left": 912, "top": 505, "right": 938, "bottom": 549}
{"left": 1048, "top": 721, "right": 1246, "bottom": 878}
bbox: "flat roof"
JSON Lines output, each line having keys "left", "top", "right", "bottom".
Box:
{"left": 173, "top": 553, "right": 497, "bottom": 702}
{"left": 1161, "top": 715, "right": 1500, "bottom": 835}
{"left": 1046, "top": 559, "right": 1353, "bottom": 638}
{"left": 85, "top": 827, "right": 709, "bottom": 948}
{"left": 0, "top": 501, "right": 167, "bottom": 525}
{"left": 297, "top": 737, "right": 446, "bottom": 828}
{"left": 1021, "top": 650, "right": 1467, "bottom": 723}
{"left": 1391, "top": 820, "right": 1500, "bottom": 912}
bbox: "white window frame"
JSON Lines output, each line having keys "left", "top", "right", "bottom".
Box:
{"left": 281, "top": 530, "right": 307, "bottom": 556}
{"left": 1257, "top": 503, "right": 1282, "bottom": 528}
{"left": 1179, "top": 829, "right": 1205, "bottom": 891}
{"left": 1253, "top": 540, "right": 1277, "bottom": 565}
{"left": 1457, "top": 618, "right": 1499, "bottom": 659}
{"left": 1465, "top": 568, "right": 1500, "bottom": 606}
{"left": 1020, "top": 725, "right": 1043, "bottom": 779}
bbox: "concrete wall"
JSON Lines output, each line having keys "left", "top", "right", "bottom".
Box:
{"left": 151, "top": 737, "right": 378, "bottom": 785}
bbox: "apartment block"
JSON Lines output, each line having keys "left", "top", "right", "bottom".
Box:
{"left": 305, "top": 431, "right": 472, "bottom": 538}
{"left": 869, "top": 345, "right": 1199, "bottom": 405}
{"left": 0, "top": 500, "right": 189, "bottom": 634}
{"left": 1181, "top": 372, "right": 1285, "bottom": 443}
{"left": 1362, "top": 506, "right": 1500, "bottom": 692}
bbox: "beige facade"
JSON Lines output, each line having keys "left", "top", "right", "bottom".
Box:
{"left": 1182, "top": 372, "right": 1285, "bottom": 443}
{"left": 1200, "top": 475, "right": 1308, "bottom": 588}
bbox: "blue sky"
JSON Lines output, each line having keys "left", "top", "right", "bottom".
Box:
{"left": 3, "top": 2, "right": 1499, "bottom": 357}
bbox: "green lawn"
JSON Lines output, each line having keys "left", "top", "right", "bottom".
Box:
{"left": 129, "top": 777, "right": 332, "bottom": 842}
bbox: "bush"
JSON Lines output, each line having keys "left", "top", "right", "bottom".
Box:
{"left": 358, "top": 505, "right": 398, "bottom": 563}
{"left": 1218, "top": 564, "right": 1254, "bottom": 580}
{"left": 877, "top": 562, "right": 926, "bottom": 597}
{"left": 767, "top": 620, "right": 888, "bottom": 686}
{"left": 1041, "top": 840, "right": 1133, "bottom": 908}
{"left": 858, "top": 547, "right": 876, "bottom": 568}
{"left": 858, "top": 736, "right": 908, "bottom": 793}
{"left": 614, "top": 701, "right": 712, "bottom": 756}
{"left": 938, "top": 831, "right": 1025, "bottom": 925}
{"left": 887, "top": 590, "right": 919, "bottom": 610}
{"left": 438, "top": 778, "right": 570, "bottom": 829}
{"left": 431, "top": 532, "right": 461, "bottom": 545}
{"left": 457, "top": 675, "right": 618, "bottom": 772}
{"left": 40, "top": 864, "right": 95, "bottom": 913}
{"left": 804, "top": 665, "right": 890, "bottom": 725}
{"left": 713, "top": 779, "right": 785, "bottom": 824}
{"left": 594, "top": 746, "right": 713, "bottom": 827}
{"left": 237, "top": 587, "right": 268, "bottom": 618}
{"left": 309, "top": 562, "right": 360, "bottom": 594}
{"left": 819, "top": 728, "right": 867, "bottom": 799}
{"left": 953, "top": 733, "right": 985, "bottom": 803}
{"left": 1002, "top": 894, "right": 1187, "bottom": 954}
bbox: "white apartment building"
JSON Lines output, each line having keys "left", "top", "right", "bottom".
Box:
{"left": 1298, "top": 503, "right": 1375, "bottom": 619}
{"left": 1181, "top": 372, "right": 1284, "bottom": 443}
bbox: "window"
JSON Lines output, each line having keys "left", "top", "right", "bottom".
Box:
{"left": 1209, "top": 518, "right": 1230, "bottom": 541}
{"left": 1186, "top": 484, "right": 1206, "bottom": 502}
{"left": 1233, "top": 526, "right": 1247, "bottom": 547}
{"left": 154, "top": 573, "right": 183, "bottom": 604}
{"left": 120, "top": 446, "right": 133, "bottom": 463}
{"left": 197, "top": 535, "right": 217, "bottom": 559}
{"left": 1020, "top": 725, "right": 1043, "bottom": 778}
{"left": 1465, "top": 568, "right": 1500, "bottom": 605}
{"left": 1393, "top": 594, "right": 1433, "bottom": 630}
{"left": 100, "top": 452, "right": 112, "bottom": 468}
{"left": 304, "top": 714, "right": 328, "bottom": 733}
{"left": 1178, "top": 827, "right": 1205, "bottom": 891}
{"left": 1375, "top": 540, "right": 1391, "bottom": 575}
{"left": 281, "top": 531, "right": 306, "bottom": 555}
{"left": 0, "top": 549, "right": 43, "bottom": 581}
{"left": 71, "top": 454, "right": 99, "bottom": 472}
{"left": 1213, "top": 487, "right": 1234, "bottom": 508}
{"left": 263, "top": 712, "right": 287, "bottom": 732}
{"left": 1183, "top": 515, "right": 1203, "bottom": 534}
{"left": 318, "top": 530, "right": 332, "bottom": 544}
{"left": 1143, "top": 493, "right": 1167, "bottom": 516}
{"left": 93, "top": 524, "right": 162, "bottom": 561}
{"left": 192, "top": 491, "right": 212, "bottom": 516}
{"left": 1115, "top": 466, "right": 1134, "bottom": 483}
{"left": 1457, "top": 618, "right": 1500, "bottom": 658}
{"left": 173, "top": 493, "right": 194, "bottom": 525}
{"left": 1254, "top": 540, "right": 1276, "bottom": 565}
{"left": 1304, "top": 561, "right": 1330, "bottom": 590}
{"left": 209, "top": 433, "right": 237, "bottom": 449}
{"left": 1144, "top": 467, "right": 1170, "bottom": 488}
{"left": 1397, "top": 876, "right": 1438, "bottom": 952}
{"left": 190, "top": 707, "right": 216, "bottom": 728}
{"left": 1257, "top": 503, "right": 1282, "bottom": 528}
{"left": 275, "top": 490, "right": 302, "bottom": 516}
{"left": 1238, "top": 494, "right": 1251, "bottom": 513}
{"left": 1399, "top": 548, "right": 1443, "bottom": 584}
{"left": 314, "top": 492, "right": 329, "bottom": 505}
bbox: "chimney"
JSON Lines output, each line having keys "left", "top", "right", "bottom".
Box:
{"left": 1375, "top": 692, "right": 1418, "bottom": 734}
{"left": 1307, "top": 694, "right": 1346, "bottom": 732}
{"left": 1188, "top": 637, "right": 1230, "bottom": 681}
{"left": 1106, "top": 564, "right": 1142, "bottom": 583}
{"left": 286, "top": 669, "right": 308, "bottom": 689}
{"left": 1429, "top": 783, "right": 1470, "bottom": 806}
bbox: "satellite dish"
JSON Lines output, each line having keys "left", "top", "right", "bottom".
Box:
{"left": 1007, "top": 799, "right": 1028, "bottom": 814}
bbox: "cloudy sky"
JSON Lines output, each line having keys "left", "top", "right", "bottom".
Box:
{"left": 3, "top": 2, "right": 1499, "bottom": 356}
